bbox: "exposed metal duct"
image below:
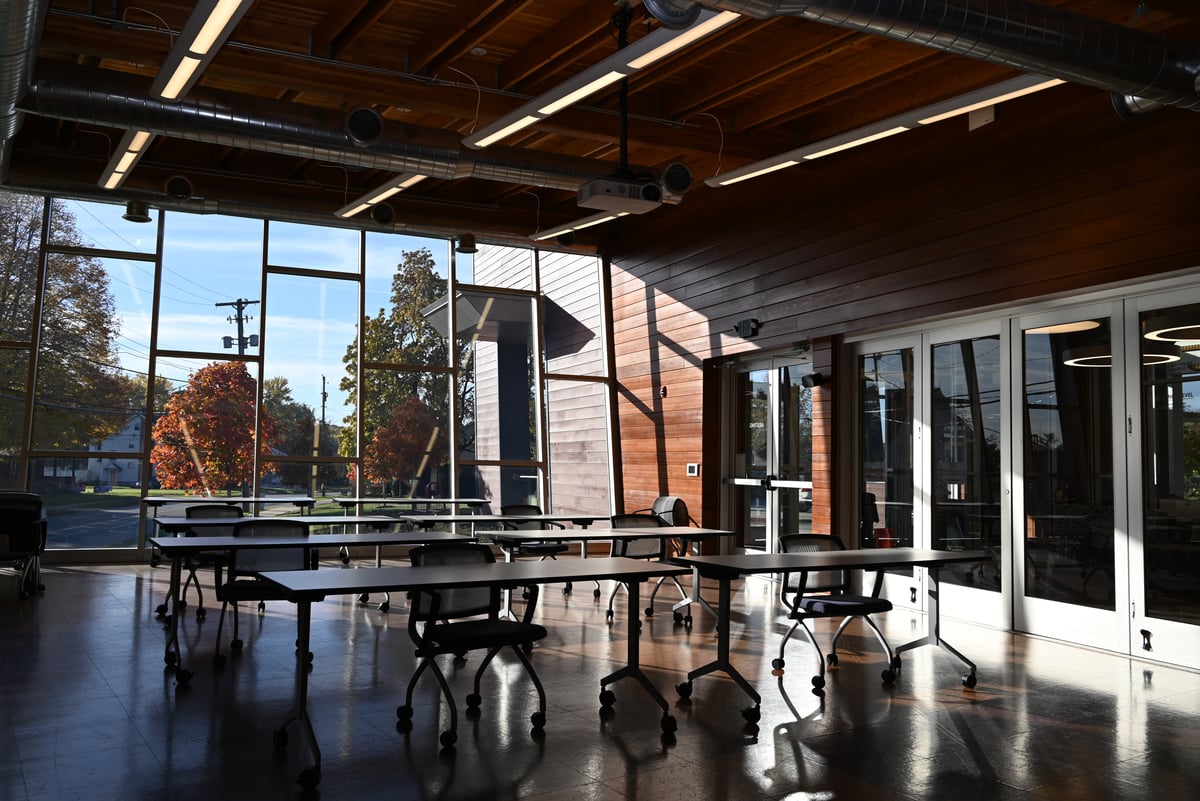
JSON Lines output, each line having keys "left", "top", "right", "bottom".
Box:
{"left": 660, "top": 0, "right": 1200, "bottom": 110}
{"left": 0, "top": 0, "right": 49, "bottom": 182}
{"left": 17, "top": 62, "right": 641, "bottom": 193}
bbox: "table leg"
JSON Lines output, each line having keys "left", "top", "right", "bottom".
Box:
{"left": 893, "top": 566, "right": 978, "bottom": 688}
{"left": 598, "top": 579, "right": 678, "bottom": 734}
{"left": 677, "top": 576, "right": 761, "bottom": 711}
{"left": 278, "top": 600, "right": 322, "bottom": 790}
{"left": 162, "top": 555, "right": 193, "bottom": 687}
{"left": 669, "top": 555, "right": 718, "bottom": 624}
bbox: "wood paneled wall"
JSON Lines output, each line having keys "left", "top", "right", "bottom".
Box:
{"left": 601, "top": 83, "right": 1200, "bottom": 528}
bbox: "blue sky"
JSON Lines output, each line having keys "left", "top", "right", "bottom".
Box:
{"left": 62, "top": 198, "right": 457, "bottom": 417}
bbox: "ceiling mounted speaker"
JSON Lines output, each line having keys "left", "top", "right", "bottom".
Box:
{"left": 644, "top": 0, "right": 702, "bottom": 29}
{"left": 346, "top": 106, "right": 384, "bottom": 146}
{"left": 455, "top": 233, "right": 478, "bottom": 254}
{"left": 370, "top": 203, "right": 395, "bottom": 225}
{"left": 164, "top": 175, "right": 192, "bottom": 199}
{"left": 122, "top": 200, "right": 151, "bottom": 223}
{"left": 661, "top": 162, "right": 694, "bottom": 194}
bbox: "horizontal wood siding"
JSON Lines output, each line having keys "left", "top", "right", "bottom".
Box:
{"left": 602, "top": 84, "right": 1200, "bottom": 527}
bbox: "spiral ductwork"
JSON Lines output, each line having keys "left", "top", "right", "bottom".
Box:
{"left": 16, "top": 62, "right": 625, "bottom": 193}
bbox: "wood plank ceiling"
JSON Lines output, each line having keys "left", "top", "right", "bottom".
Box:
{"left": 7, "top": 0, "right": 1199, "bottom": 247}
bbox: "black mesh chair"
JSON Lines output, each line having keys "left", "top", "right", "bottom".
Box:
{"left": 604, "top": 512, "right": 670, "bottom": 622}
{"left": 395, "top": 542, "right": 548, "bottom": 749}
{"left": 0, "top": 491, "right": 47, "bottom": 599}
{"left": 212, "top": 518, "right": 313, "bottom": 667}
{"left": 178, "top": 504, "right": 242, "bottom": 621}
{"left": 634, "top": 496, "right": 696, "bottom": 618}
{"left": 500, "top": 503, "right": 576, "bottom": 596}
{"left": 772, "top": 534, "right": 898, "bottom": 695}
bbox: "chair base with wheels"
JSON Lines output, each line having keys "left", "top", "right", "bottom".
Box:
{"left": 395, "top": 542, "right": 548, "bottom": 749}
{"left": 773, "top": 533, "right": 897, "bottom": 695}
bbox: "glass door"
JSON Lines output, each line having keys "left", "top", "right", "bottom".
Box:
{"left": 1129, "top": 295, "right": 1200, "bottom": 666}
{"left": 1013, "top": 304, "right": 1129, "bottom": 651}
{"left": 728, "top": 358, "right": 814, "bottom": 552}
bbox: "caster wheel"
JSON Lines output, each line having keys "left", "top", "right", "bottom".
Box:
{"left": 812, "top": 675, "right": 825, "bottom": 691}
{"left": 521, "top": 642, "right": 533, "bottom": 654}
{"left": 963, "top": 672, "right": 978, "bottom": 689}
{"left": 439, "top": 730, "right": 457, "bottom": 749}
{"left": 175, "top": 669, "right": 193, "bottom": 686}
{"left": 599, "top": 688, "right": 616, "bottom": 707}
{"left": 155, "top": 603, "right": 168, "bottom": 616}
{"left": 882, "top": 668, "right": 895, "bottom": 683}
{"left": 661, "top": 715, "right": 677, "bottom": 734}
{"left": 379, "top": 602, "right": 390, "bottom": 612}
{"left": 593, "top": 588, "right": 601, "bottom": 599}
{"left": 341, "top": 554, "right": 350, "bottom": 565}
{"left": 827, "top": 653, "right": 839, "bottom": 667}
{"left": 522, "top": 590, "right": 530, "bottom": 600}
{"left": 644, "top": 607, "right": 654, "bottom": 617}
{"left": 257, "top": 602, "right": 265, "bottom": 614}
{"left": 231, "top": 639, "right": 244, "bottom": 652}
{"left": 684, "top": 615, "right": 693, "bottom": 626}
{"left": 213, "top": 654, "right": 227, "bottom": 668}
{"left": 358, "top": 593, "right": 369, "bottom": 604}
{"left": 676, "top": 681, "right": 693, "bottom": 700}
{"left": 530, "top": 711, "right": 546, "bottom": 730}
{"left": 891, "top": 655, "right": 903, "bottom": 672}
{"left": 273, "top": 728, "right": 288, "bottom": 749}
{"left": 196, "top": 608, "right": 206, "bottom": 621}
{"left": 466, "top": 693, "right": 482, "bottom": 709}
{"left": 742, "top": 706, "right": 761, "bottom": 724}
{"left": 396, "top": 705, "right": 413, "bottom": 721}
{"left": 562, "top": 586, "right": 570, "bottom": 596}
{"left": 164, "top": 651, "right": 178, "bottom": 667}
{"left": 771, "top": 657, "right": 785, "bottom": 670}
{"left": 297, "top": 767, "right": 321, "bottom": 791}
{"left": 605, "top": 609, "right": 614, "bottom": 623}
{"left": 673, "top": 611, "right": 684, "bottom": 624}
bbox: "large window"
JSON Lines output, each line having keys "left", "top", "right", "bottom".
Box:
{"left": 0, "top": 191, "right": 613, "bottom": 556}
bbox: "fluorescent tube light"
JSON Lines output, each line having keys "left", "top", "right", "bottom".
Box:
{"left": 335, "top": 174, "right": 428, "bottom": 218}
{"left": 98, "top": 129, "right": 156, "bottom": 191}
{"left": 150, "top": 0, "right": 253, "bottom": 101}
{"left": 707, "top": 73, "right": 1063, "bottom": 188}
{"left": 465, "top": 9, "right": 737, "bottom": 150}
{"left": 531, "top": 211, "right": 631, "bottom": 241}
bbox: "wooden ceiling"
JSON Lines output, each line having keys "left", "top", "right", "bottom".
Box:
{"left": 8, "top": 0, "right": 1199, "bottom": 247}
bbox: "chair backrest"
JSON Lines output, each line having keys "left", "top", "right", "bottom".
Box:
{"left": 500, "top": 503, "right": 546, "bottom": 530}
{"left": 229, "top": 518, "right": 309, "bottom": 575}
{"left": 608, "top": 513, "right": 666, "bottom": 559}
{"left": 184, "top": 504, "right": 242, "bottom": 538}
{"left": 0, "top": 491, "right": 46, "bottom": 556}
{"left": 650, "top": 495, "right": 691, "bottom": 527}
{"left": 407, "top": 542, "right": 497, "bottom": 622}
{"left": 779, "top": 534, "right": 850, "bottom": 597}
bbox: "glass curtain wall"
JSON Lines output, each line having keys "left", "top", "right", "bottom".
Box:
{"left": 0, "top": 189, "right": 612, "bottom": 557}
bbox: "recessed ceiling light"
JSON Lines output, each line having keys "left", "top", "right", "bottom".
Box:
{"left": 470, "top": 47, "right": 487, "bottom": 56}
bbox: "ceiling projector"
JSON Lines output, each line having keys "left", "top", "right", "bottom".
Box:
{"left": 577, "top": 176, "right": 663, "bottom": 214}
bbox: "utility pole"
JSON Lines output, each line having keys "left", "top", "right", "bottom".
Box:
{"left": 216, "top": 298, "right": 260, "bottom": 354}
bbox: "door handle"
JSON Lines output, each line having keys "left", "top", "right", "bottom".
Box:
{"left": 762, "top": 474, "right": 776, "bottom": 491}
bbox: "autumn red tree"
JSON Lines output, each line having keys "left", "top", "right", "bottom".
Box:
{"left": 361, "top": 396, "right": 442, "bottom": 495}
{"left": 150, "top": 362, "right": 280, "bottom": 493}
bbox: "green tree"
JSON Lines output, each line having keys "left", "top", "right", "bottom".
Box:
{"left": 339, "top": 248, "right": 473, "bottom": 487}
{"left": 150, "top": 362, "right": 279, "bottom": 493}
{"left": 0, "top": 194, "right": 134, "bottom": 478}
{"left": 263, "top": 376, "right": 340, "bottom": 489}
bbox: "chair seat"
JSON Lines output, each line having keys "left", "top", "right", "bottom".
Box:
{"left": 424, "top": 619, "right": 548, "bottom": 651}
{"left": 217, "top": 577, "right": 293, "bottom": 603}
{"left": 795, "top": 594, "right": 893, "bottom": 617}
{"left": 516, "top": 542, "right": 568, "bottom": 557}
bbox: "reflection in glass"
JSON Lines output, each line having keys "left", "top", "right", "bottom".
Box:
{"left": 860, "top": 350, "right": 914, "bottom": 549}
{"left": 0, "top": 348, "right": 29, "bottom": 487}
{"left": 736, "top": 369, "right": 769, "bottom": 550}
{"left": 267, "top": 221, "right": 359, "bottom": 272}
{"left": 933, "top": 336, "right": 1002, "bottom": 589}
{"left": 1140, "top": 304, "right": 1200, "bottom": 625}
{"left": 51, "top": 198, "right": 157, "bottom": 253}
{"left": 1, "top": 194, "right": 45, "bottom": 342}
{"left": 779, "top": 366, "right": 813, "bottom": 536}
{"left": 34, "top": 457, "right": 142, "bottom": 550}
{"left": 359, "top": 370, "right": 450, "bottom": 497}
{"left": 1023, "top": 320, "right": 1115, "bottom": 609}
{"left": 542, "top": 252, "right": 604, "bottom": 377}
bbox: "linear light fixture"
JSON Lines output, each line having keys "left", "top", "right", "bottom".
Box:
{"left": 150, "top": 0, "right": 254, "bottom": 101}
{"left": 707, "top": 74, "right": 1064, "bottom": 187}
{"left": 464, "top": 9, "right": 740, "bottom": 150}
{"left": 530, "top": 210, "right": 631, "bottom": 241}
{"left": 335, "top": 173, "right": 428, "bottom": 218}
{"left": 99, "top": 129, "right": 156, "bottom": 190}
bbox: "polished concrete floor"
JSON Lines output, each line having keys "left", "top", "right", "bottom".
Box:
{"left": 1, "top": 556, "right": 1198, "bottom": 801}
